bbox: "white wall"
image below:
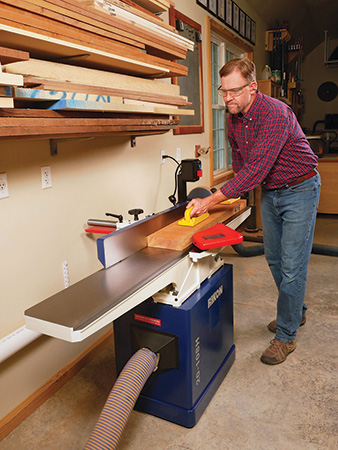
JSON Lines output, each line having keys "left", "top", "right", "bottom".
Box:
{"left": 0, "top": 0, "right": 267, "bottom": 421}
{"left": 302, "top": 39, "right": 338, "bottom": 132}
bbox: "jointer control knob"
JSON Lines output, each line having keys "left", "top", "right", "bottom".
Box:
{"left": 128, "top": 209, "right": 144, "bottom": 221}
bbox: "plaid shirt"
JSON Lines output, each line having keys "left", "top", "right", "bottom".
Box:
{"left": 220, "top": 91, "right": 318, "bottom": 198}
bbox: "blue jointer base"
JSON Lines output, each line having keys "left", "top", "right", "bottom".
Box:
{"left": 135, "top": 344, "right": 235, "bottom": 428}
{"left": 114, "top": 264, "right": 235, "bottom": 428}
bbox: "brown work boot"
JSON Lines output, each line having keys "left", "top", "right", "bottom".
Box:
{"left": 267, "top": 315, "right": 306, "bottom": 333}
{"left": 261, "top": 339, "right": 296, "bottom": 365}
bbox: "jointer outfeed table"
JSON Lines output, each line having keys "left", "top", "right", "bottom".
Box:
{"left": 24, "top": 200, "right": 250, "bottom": 342}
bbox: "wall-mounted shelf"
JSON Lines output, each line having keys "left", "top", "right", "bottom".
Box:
{"left": 0, "top": 109, "right": 179, "bottom": 141}
{"left": 0, "top": 1, "right": 194, "bottom": 141}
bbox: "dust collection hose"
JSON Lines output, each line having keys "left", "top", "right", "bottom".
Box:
{"left": 85, "top": 348, "right": 159, "bottom": 450}
{"left": 232, "top": 235, "right": 338, "bottom": 257}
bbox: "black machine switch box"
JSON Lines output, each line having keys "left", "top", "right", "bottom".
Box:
{"left": 180, "top": 159, "right": 202, "bottom": 182}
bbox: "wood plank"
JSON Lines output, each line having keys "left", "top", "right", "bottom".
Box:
{"left": 0, "top": 85, "right": 12, "bottom": 96}
{"left": 0, "top": 23, "right": 164, "bottom": 78}
{"left": 13, "top": 0, "right": 189, "bottom": 59}
{"left": 147, "top": 200, "right": 247, "bottom": 251}
{"left": 5, "top": 59, "right": 180, "bottom": 96}
{"left": 0, "top": 126, "right": 177, "bottom": 139}
{"left": 0, "top": 24, "right": 187, "bottom": 77}
{"left": 14, "top": 0, "right": 145, "bottom": 50}
{"left": 0, "top": 124, "right": 177, "bottom": 134}
{"left": 5, "top": 0, "right": 188, "bottom": 60}
{"left": 0, "top": 71, "right": 23, "bottom": 86}
{"left": 0, "top": 129, "right": 171, "bottom": 141}
{"left": 0, "top": 96, "right": 13, "bottom": 106}
{"left": 0, "top": 108, "right": 178, "bottom": 119}
{"left": 0, "top": 2, "right": 144, "bottom": 56}
{"left": 12, "top": 96, "right": 193, "bottom": 115}
{"left": 22, "top": 0, "right": 145, "bottom": 49}
{"left": 75, "top": 0, "right": 192, "bottom": 52}
{"left": 131, "top": 0, "right": 169, "bottom": 13}
{"left": 0, "top": 116, "right": 179, "bottom": 126}
{"left": 22, "top": 77, "right": 190, "bottom": 106}
{"left": 0, "top": 329, "right": 114, "bottom": 441}
{"left": 0, "top": 45, "right": 29, "bottom": 64}
{"left": 101, "top": 0, "right": 176, "bottom": 32}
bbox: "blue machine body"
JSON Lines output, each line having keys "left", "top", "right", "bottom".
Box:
{"left": 114, "top": 263, "right": 235, "bottom": 428}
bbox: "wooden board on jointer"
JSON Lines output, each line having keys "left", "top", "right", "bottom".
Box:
{"left": 147, "top": 199, "right": 247, "bottom": 251}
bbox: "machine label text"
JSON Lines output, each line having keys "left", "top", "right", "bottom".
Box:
{"left": 195, "top": 336, "right": 201, "bottom": 385}
{"left": 207, "top": 285, "right": 223, "bottom": 309}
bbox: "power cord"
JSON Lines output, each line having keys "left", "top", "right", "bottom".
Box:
{"left": 163, "top": 155, "right": 181, "bottom": 206}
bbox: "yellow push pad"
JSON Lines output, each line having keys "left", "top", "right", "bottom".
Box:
{"left": 178, "top": 207, "right": 209, "bottom": 227}
{"left": 221, "top": 197, "right": 241, "bottom": 204}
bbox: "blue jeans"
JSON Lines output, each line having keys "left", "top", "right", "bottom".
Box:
{"left": 260, "top": 172, "right": 321, "bottom": 342}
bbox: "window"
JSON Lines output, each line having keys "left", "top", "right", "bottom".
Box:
{"left": 206, "top": 18, "right": 253, "bottom": 187}
{"left": 211, "top": 35, "right": 244, "bottom": 179}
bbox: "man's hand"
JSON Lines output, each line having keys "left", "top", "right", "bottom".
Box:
{"left": 186, "top": 197, "right": 210, "bottom": 218}
{"left": 186, "top": 190, "right": 228, "bottom": 217}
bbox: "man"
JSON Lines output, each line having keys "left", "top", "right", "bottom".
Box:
{"left": 187, "top": 57, "right": 320, "bottom": 365}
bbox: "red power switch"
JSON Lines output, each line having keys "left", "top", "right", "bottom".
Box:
{"left": 197, "top": 169, "right": 202, "bottom": 177}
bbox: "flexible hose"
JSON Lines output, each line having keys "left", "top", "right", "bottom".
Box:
{"left": 232, "top": 235, "right": 338, "bottom": 257}
{"left": 85, "top": 348, "right": 158, "bottom": 450}
{"left": 231, "top": 242, "right": 265, "bottom": 257}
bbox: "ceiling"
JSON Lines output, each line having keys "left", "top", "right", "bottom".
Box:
{"left": 248, "top": 0, "right": 338, "bottom": 56}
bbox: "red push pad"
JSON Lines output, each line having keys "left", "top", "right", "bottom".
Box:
{"left": 192, "top": 223, "right": 243, "bottom": 250}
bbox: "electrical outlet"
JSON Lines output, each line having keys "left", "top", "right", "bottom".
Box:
{"left": 176, "top": 147, "right": 181, "bottom": 162}
{"left": 161, "top": 150, "right": 166, "bottom": 164}
{"left": 41, "top": 166, "right": 52, "bottom": 189}
{"left": 0, "top": 172, "right": 9, "bottom": 199}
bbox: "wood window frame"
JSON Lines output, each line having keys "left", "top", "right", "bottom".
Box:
{"left": 206, "top": 17, "right": 253, "bottom": 187}
{"left": 169, "top": 8, "right": 204, "bottom": 135}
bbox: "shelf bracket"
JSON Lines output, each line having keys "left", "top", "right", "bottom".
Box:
{"left": 49, "top": 137, "right": 95, "bottom": 156}
{"left": 49, "top": 139, "right": 58, "bottom": 156}
{"left": 131, "top": 136, "right": 136, "bottom": 147}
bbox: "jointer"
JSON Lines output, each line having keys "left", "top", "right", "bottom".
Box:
{"left": 24, "top": 198, "right": 250, "bottom": 427}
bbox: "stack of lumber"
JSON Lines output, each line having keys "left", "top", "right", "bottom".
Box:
{"left": 0, "top": 0, "right": 194, "bottom": 139}
{"left": 0, "top": 0, "right": 192, "bottom": 77}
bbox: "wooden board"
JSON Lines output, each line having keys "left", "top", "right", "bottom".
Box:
{"left": 131, "top": 0, "right": 170, "bottom": 13}
{"left": 0, "top": 0, "right": 189, "bottom": 59}
{"left": 0, "top": 23, "right": 188, "bottom": 78}
{"left": 147, "top": 200, "right": 247, "bottom": 251}
{"left": 0, "top": 109, "right": 179, "bottom": 138}
{"left": 22, "top": 77, "right": 190, "bottom": 106}
{"left": 0, "top": 96, "right": 13, "bottom": 107}
{"left": 4, "top": 59, "right": 180, "bottom": 95}
{"left": 0, "top": 71, "right": 23, "bottom": 86}
{"left": 14, "top": 96, "right": 193, "bottom": 115}
{"left": 0, "top": 45, "right": 29, "bottom": 64}
{"left": 0, "top": 85, "right": 12, "bottom": 96}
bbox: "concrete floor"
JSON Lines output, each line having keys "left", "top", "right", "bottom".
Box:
{"left": 1, "top": 214, "right": 337, "bottom": 450}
